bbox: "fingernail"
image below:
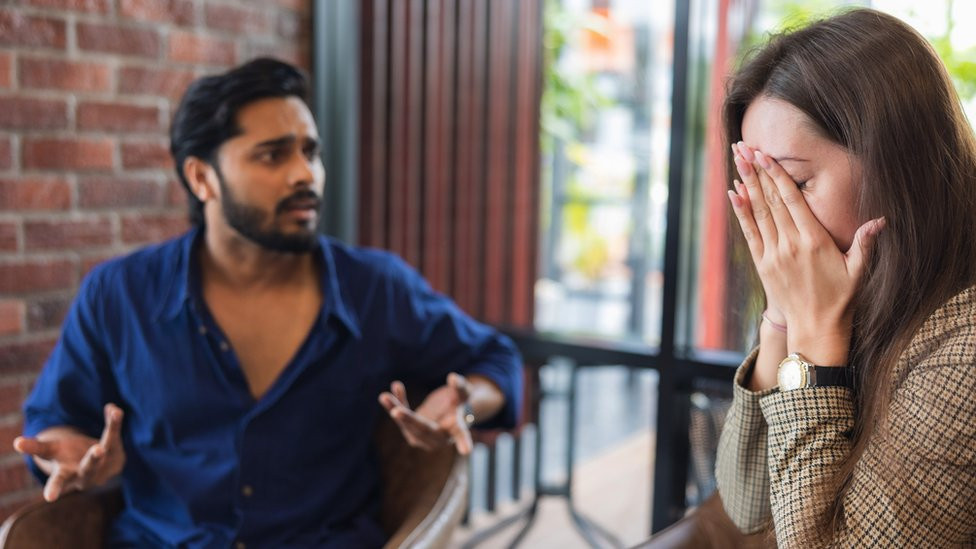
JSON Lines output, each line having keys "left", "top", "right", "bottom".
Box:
{"left": 727, "top": 190, "right": 741, "bottom": 208}
{"left": 733, "top": 154, "right": 748, "bottom": 174}
{"left": 737, "top": 142, "right": 754, "bottom": 162}
{"left": 755, "top": 150, "right": 771, "bottom": 169}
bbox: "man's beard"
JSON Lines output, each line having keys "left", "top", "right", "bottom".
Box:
{"left": 215, "top": 169, "right": 321, "bottom": 254}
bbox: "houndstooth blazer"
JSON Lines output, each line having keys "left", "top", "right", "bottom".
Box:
{"left": 716, "top": 285, "right": 976, "bottom": 548}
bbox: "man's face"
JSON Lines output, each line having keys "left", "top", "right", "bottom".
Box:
{"left": 211, "top": 96, "right": 325, "bottom": 253}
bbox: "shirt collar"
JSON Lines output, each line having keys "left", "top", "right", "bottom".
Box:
{"left": 155, "top": 227, "right": 362, "bottom": 339}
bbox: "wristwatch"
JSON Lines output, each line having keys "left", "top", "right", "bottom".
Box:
{"left": 776, "top": 352, "right": 852, "bottom": 391}
{"left": 462, "top": 402, "right": 476, "bottom": 426}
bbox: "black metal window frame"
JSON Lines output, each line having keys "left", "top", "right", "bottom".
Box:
{"left": 313, "top": 0, "right": 745, "bottom": 535}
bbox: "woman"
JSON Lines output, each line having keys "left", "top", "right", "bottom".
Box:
{"left": 716, "top": 8, "right": 976, "bottom": 547}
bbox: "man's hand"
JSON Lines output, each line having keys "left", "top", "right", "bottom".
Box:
{"left": 378, "top": 373, "right": 474, "bottom": 455}
{"left": 12, "top": 403, "right": 126, "bottom": 502}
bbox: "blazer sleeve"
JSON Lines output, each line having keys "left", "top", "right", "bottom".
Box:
{"left": 759, "top": 326, "right": 976, "bottom": 547}
{"left": 715, "top": 347, "right": 776, "bottom": 533}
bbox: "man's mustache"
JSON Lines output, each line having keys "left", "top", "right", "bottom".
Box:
{"left": 276, "top": 190, "right": 322, "bottom": 213}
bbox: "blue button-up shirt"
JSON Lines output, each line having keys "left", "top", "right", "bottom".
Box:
{"left": 23, "top": 228, "right": 522, "bottom": 548}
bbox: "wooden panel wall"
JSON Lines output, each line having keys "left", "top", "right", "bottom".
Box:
{"left": 359, "top": 0, "right": 543, "bottom": 328}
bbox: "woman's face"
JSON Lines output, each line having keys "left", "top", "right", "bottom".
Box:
{"left": 741, "top": 96, "right": 862, "bottom": 251}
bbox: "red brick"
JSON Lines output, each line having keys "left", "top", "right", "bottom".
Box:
{"left": 78, "top": 176, "right": 164, "bottom": 208}
{"left": 168, "top": 31, "right": 236, "bottom": 65}
{"left": 24, "top": 218, "right": 114, "bottom": 251}
{"left": 0, "top": 177, "right": 72, "bottom": 211}
{"left": 277, "top": 11, "right": 307, "bottom": 40}
{"left": 119, "top": 0, "right": 195, "bottom": 25}
{"left": 26, "top": 294, "right": 71, "bottom": 332}
{"left": 274, "top": 0, "right": 309, "bottom": 13}
{"left": 19, "top": 58, "right": 111, "bottom": 92}
{"left": 0, "top": 258, "right": 75, "bottom": 294}
{"left": 23, "top": 138, "right": 114, "bottom": 171}
{"left": 0, "top": 222, "right": 16, "bottom": 252}
{"left": 77, "top": 101, "right": 161, "bottom": 133}
{"left": 77, "top": 22, "right": 161, "bottom": 58}
{"left": 167, "top": 178, "right": 188, "bottom": 206}
{"left": 0, "top": 381, "right": 24, "bottom": 415}
{"left": 0, "top": 337, "right": 57, "bottom": 374}
{"left": 0, "top": 465, "right": 31, "bottom": 497}
{"left": 26, "top": 0, "right": 110, "bottom": 13}
{"left": 0, "top": 53, "right": 11, "bottom": 88}
{"left": 81, "top": 252, "right": 118, "bottom": 276}
{"left": 0, "top": 300, "right": 25, "bottom": 336}
{"left": 0, "top": 97, "right": 68, "bottom": 131}
{"left": 0, "top": 138, "right": 10, "bottom": 171}
{"left": 206, "top": 4, "right": 273, "bottom": 34}
{"left": 121, "top": 213, "right": 187, "bottom": 244}
{"left": 0, "top": 11, "right": 66, "bottom": 49}
{"left": 121, "top": 140, "right": 171, "bottom": 170}
{"left": 118, "top": 66, "right": 195, "bottom": 101}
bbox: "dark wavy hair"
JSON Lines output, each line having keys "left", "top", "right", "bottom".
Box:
{"left": 169, "top": 57, "right": 310, "bottom": 226}
{"left": 724, "top": 8, "right": 976, "bottom": 541}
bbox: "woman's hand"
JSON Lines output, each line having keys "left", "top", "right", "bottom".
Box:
{"left": 727, "top": 142, "right": 884, "bottom": 366}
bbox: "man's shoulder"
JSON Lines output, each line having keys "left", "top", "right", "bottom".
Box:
{"left": 85, "top": 231, "right": 192, "bottom": 291}
{"left": 322, "top": 237, "right": 414, "bottom": 279}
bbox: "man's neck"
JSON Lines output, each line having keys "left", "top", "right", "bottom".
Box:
{"left": 199, "top": 223, "right": 318, "bottom": 291}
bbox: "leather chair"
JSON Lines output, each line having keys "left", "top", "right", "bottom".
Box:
{"left": 633, "top": 491, "right": 772, "bottom": 548}
{"left": 0, "top": 409, "right": 468, "bottom": 549}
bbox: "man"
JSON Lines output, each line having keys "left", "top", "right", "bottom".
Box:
{"left": 13, "top": 58, "right": 522, "bottom": 548}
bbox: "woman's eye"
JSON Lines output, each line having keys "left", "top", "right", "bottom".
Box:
{"left": 795, "top": 180, "right": 809, "bottom": 190}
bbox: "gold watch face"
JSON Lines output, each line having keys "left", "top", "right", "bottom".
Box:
{"left": 777, "top": 355, "right": 808, "bottom": 391}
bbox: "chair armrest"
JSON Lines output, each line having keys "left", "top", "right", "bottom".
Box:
{"left": 374, "top": 409, "right": 469, "bottom": 549}
{"left": 0, "top": 483, "right": 123, "bottom": 549}
{"left": 632, "top": 492, "right": 772, "bottom": 549}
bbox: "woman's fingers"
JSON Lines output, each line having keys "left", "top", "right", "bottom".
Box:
{"left": 728, "top": 181, "right": 765, "bottom": 265}
{"left": 733, "top": 143, "right": 778, "bottom": 248}
{"left": 845, "top": 217, "right": 887, "bottom": 279}
{"left": 752, "top": 150, "right": 798, "bottom": 238}
{"left": 753, "top": 149, "right": 819, "bottom": 235}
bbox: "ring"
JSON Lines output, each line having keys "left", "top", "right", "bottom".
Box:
{"left": 446, "top": 437, "right": 455, "bottom": 445}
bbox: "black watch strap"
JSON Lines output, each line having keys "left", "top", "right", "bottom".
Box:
{"left": 812, "top": 366, "right": 853, "bottom": 389}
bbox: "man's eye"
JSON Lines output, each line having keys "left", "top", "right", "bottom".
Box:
{"left": 795, "top": 180, "right": 809, "bottom": 190}
{"left": 303, "top": 144, "right": 320, "bottom": 160}
{"left": 259, "top": 150, "right": 285, "bottom": 163}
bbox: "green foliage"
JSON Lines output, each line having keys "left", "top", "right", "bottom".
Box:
{"left": 540, "top": 0, "right": 611, "bottom": 151}
{"left": 929, "top": 0, "right": 976, "bottom": 101}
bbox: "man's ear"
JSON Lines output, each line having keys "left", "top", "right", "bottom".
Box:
{"left": 182, "top": 156, "right": 218, "bottom": 202}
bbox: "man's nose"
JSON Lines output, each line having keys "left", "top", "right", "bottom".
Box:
{"left": 288, "top": 153, "right": 318, "bottom": 188}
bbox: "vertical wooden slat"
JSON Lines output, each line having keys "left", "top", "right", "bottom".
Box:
{"left": 453, "top": 0, "right": 488, "bottom": 317}
{"left": 389, "top": 0, "right": 409, "bottom": 258}
{"left": 422, "top": 0, "right": 450, "bottom": 293}
{"left": 510, "top": 0, "right": 542, "bottom": 328}
{"left": 359, "top": 0, "right": 390, "bottom": 248}
{"left": 482, "top": 0, "right": 515, "bottom": 325}
{"left": 403, "top": 0, "right": 425, "bottom": 267}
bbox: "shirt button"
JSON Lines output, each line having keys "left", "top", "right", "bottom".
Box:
{"left": 241, "top": 485, "right": 253, "bottom": 497}
{"left": 235, "top": 542, "right": 246, "bottom": 549}
{"left": 219, "top": 341, "right": 229, "bottom": 352}
{"left": 198, "top": 325, "right": 207, "bottom": 335}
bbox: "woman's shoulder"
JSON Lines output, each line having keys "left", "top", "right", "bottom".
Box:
{"left": 903, "top": 284, "right": 976, "bottom": 368}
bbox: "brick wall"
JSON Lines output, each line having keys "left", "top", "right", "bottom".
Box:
{"left": 0, "top": 0, "right": 311, "bottom": 520}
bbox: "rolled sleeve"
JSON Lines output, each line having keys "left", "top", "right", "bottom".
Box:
{"left": 385, "top": 257, "right": 523, "bottom": 429}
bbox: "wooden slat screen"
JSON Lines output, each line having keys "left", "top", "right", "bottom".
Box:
{"left": 359, "top": 0, "right": 543, "bottom": 328}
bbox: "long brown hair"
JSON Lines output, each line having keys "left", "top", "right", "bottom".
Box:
{"left": 723, "top": 7, "right": 976, "bottom": 538}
